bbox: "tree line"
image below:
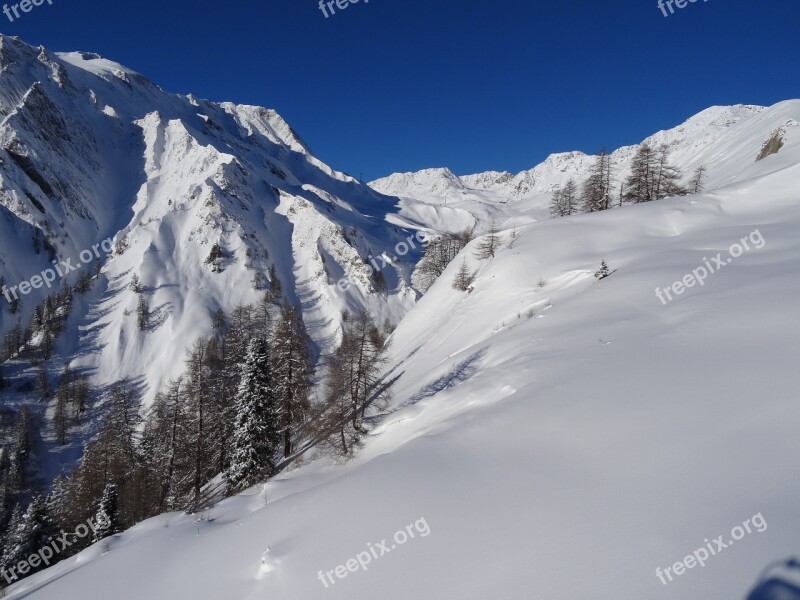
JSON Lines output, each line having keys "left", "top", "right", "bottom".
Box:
{"left": 0, "top": 283, "right": 392, "bottom": 589}
{"left": 551, "top": 144, "right": 707, "bottom": 217}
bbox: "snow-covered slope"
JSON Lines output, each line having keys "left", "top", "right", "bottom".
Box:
{"left": 0, "top": 34, "right": 420, "bottom": 415}
{"left": 8, "top": 92, "right": 800, "bottom": 600}
{"left": 371, "top": 103, "right": 778, "bottom": 232}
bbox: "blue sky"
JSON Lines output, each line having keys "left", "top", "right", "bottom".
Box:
{"left": 2, "top": 0, "right": 798, "bottom": 180}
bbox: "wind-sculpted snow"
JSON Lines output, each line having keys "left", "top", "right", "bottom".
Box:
{"left": 0, "top": 34, "right": 421, "bottom": 414}
{"left": 8, "top": 96, "right": 800, "bottom": 600}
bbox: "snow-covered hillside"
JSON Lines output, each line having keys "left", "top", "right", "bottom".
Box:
{"left": 2, "top": 30, "right": 800, "bottom": 600}
{"left": 0, "top": 34, "right": 421, "bottom": 415}
{"left": 6, "top": 77, "right": 800, "bottom": 599}
{"left": 371, "top": 103, "right": 781, "bottom": 232}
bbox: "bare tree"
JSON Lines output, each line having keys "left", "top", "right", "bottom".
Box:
{"left": 474, "top": 219, "right": 500, "bottom": 260}
{"left": 690, "top": 165, "right": 706, "bottom": 194}
{"left": 582, "top": 150, "right": 614, "bottom": 213}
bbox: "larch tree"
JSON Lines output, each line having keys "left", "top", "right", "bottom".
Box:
{"left": 474, "top": 219, "right": 501, "bottom": 260}
{"left": 271, "top": 304, "right": 312, "bottom": 458}
{"left": 581, "top": 150, "right": 614, "bottom": 213}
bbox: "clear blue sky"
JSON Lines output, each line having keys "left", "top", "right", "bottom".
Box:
{"left": 2, "top": 0, "right": 798, "bottom": 180}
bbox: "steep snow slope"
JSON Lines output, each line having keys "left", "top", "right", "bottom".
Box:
{"left": 0, "top": 35, "right": 420, "bottom": 414}
{"left": 8, "top": 101, "right": 800, "bottom": 600}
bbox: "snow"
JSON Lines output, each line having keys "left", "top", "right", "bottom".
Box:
{"left": 2, "top": 33, "right": 800, "bottom": 600}
{"left": 5, "top": 88, "right": 800, "bottom": 598}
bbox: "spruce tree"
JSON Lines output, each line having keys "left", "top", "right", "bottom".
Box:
{"left": 1, "top": 503, "right": 24, "bottom": 578}
{"left": 46, "top": 473, "right": 69, "bottom": 531}
{"left": 594, "top": 260, "right": 611, "bottom": 280}
{"left": 226, "top": 338, "right": 280, "bottom": 492}
{"left": 93, "top": 483, "right": 121, "bottom": 542}
{"left": 2, "top": 496, "right": 57, "bottom": 581}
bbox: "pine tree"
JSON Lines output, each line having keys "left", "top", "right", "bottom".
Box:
{"left": 0, "top": 504, "right": 24, "bottom": 577}
{"left": 8, "top": 407, "right": 34, "bottom": 504}
{"left": 93, "top": 483, "right": 121, "bottom": 542}
{"left": 594, "top": 260, "right": 611, "bottom": 280}
{"left": 137, "top": 295, "right": 149, "bottom": 331}
{"left": 474, "top": 219, "right": 500, "bottom": 260}
{"left": 226, "top": 338, "right": 280, "bottom": 492}
{"left": 268, "top": 264, "right": 282, "bottom": 301}
{"left": 2, "top": 496, "right": 57, "bottom": 582}
{"left": 0, "top": 446, "right": 13, "bottom": 532}
{"left": 46, "top": 473, "right": 69, "bottom": 531}
{"left": 452, "top": 259, "right": 474, "bottom": 292}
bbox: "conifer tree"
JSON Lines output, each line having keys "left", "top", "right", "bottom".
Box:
{"left": 137, "top": 295, "right": 149, "bottom": 331}
{"left": 184, "top": 339, "right": 214, "bottom": 509}
{"left": 272, "top": 304, "right": 312, "bottom": 458}
{"left": 581, "top": 151, "right": 614, "bottom": 213}
{"left": 2, "top": 496, "right": 57, "bottom": 581}
{"left": 226, "top": 338, "right": 280, "bottom": 492}
{"left": 624, "top": 143, "right": 685, "bottom": 203}
{"left": 46, "top": 473, "right": 69, "bottom": 530}
{"left": 317, "top": 311, "right": 392, "bottom": 456}
{"left": 93, "top": 483, "right": 121, "bottom": 542}
{"left": 452, "top": 259, "right": 474, "bottom": 292}
{"left": 690, "top": 164, "right": 706, "bottom": 194}
{"left": 474, "top": 219, "right": 500, "bottom": 260}
{"left": 0, "top": 503, "right": 24, "bottom": 577}
{"left": 594, "top": 260, "right": 611, "bottom": 280}
{"left": 416, "top": 232, "right": 468, "bottom": 291}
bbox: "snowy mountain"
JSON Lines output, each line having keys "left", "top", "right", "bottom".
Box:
{"left": 1, "top": 32, "right": 800, "bottom": 600}
{"left": 0, "top": 34, "right": 421, "bottom": 415}
{"left": 370, "top": 104, "right": 771, "bottom": 229}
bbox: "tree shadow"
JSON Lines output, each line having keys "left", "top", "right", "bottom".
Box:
{"left": 403, "top": 347, "right": 487, "bottom": 407}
